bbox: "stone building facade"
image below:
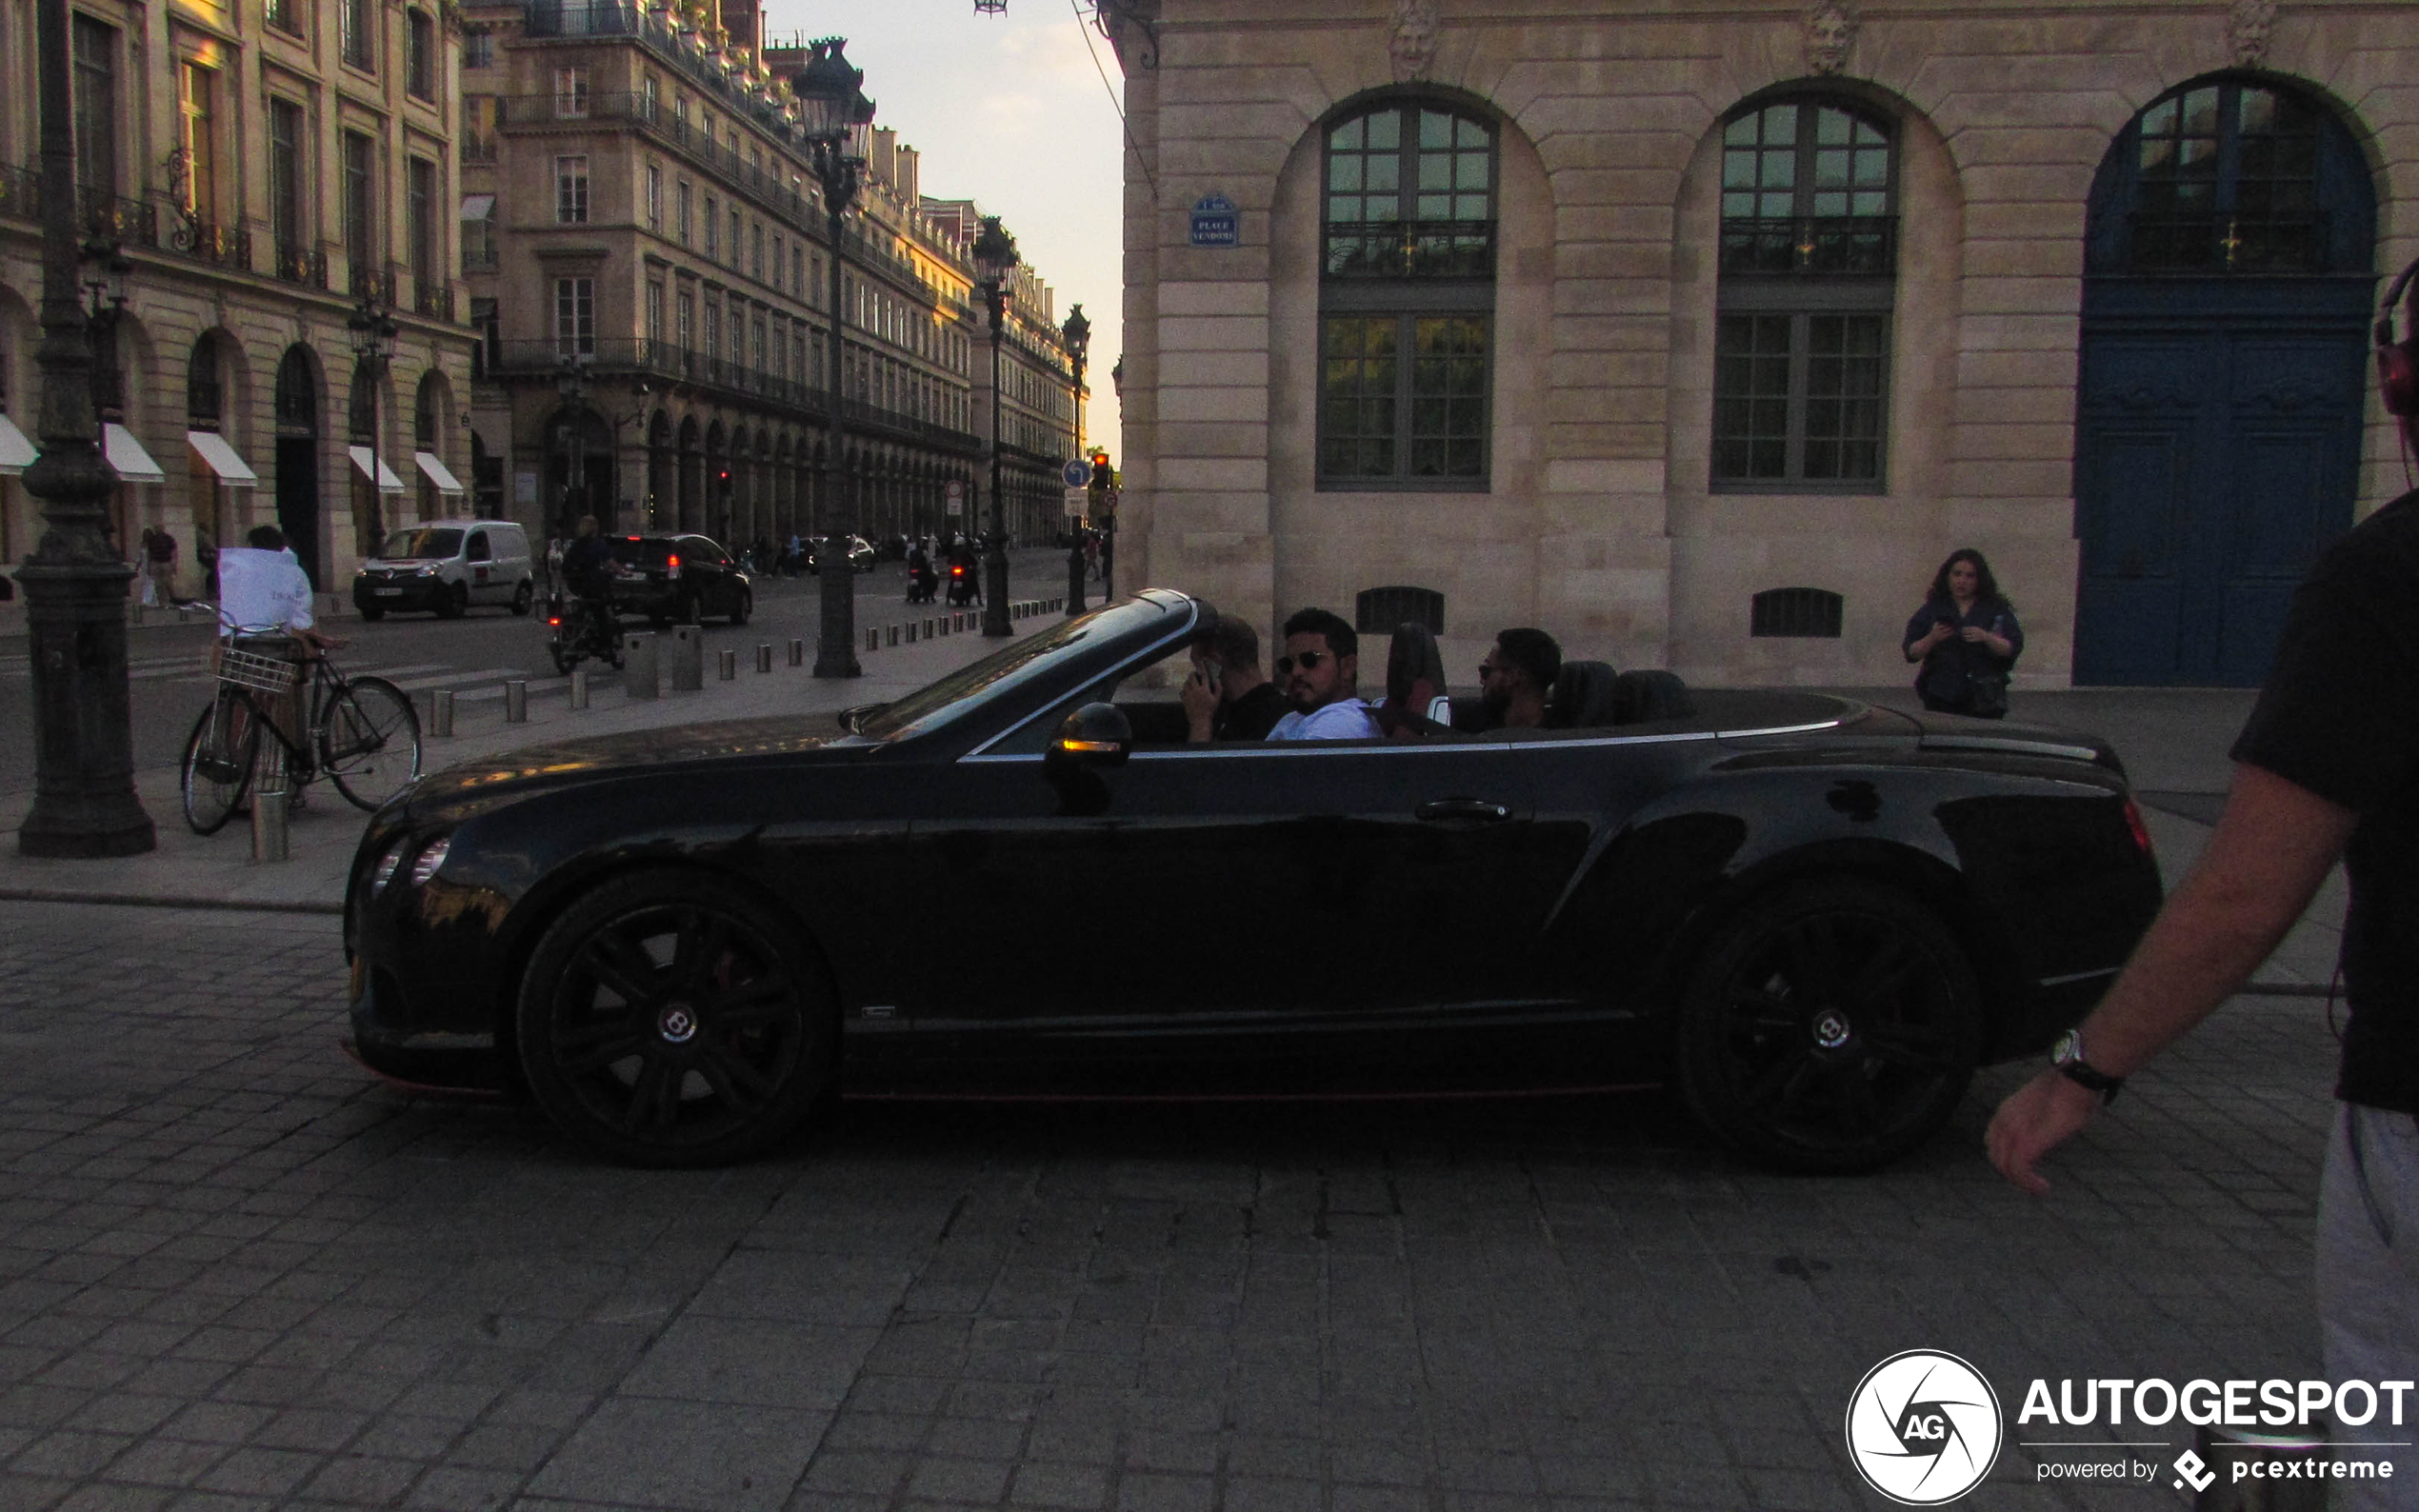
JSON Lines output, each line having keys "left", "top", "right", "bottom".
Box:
{"left": 1106, "top": 0, "right": 2416, "bottom": 688}
{"left": 0, "top": 0, "right": 477, "bottom": 600}
{"left": 455, "top": 1, "right": 1086, "bottom": 558}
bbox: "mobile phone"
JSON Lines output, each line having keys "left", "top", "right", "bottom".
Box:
{"left": 1200, "top": 660, "right": 1223, "bottom": 690}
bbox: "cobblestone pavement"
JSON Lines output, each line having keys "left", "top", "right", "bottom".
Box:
{"left": 0, "top": 898, "right": 2336, "bottom": 1511}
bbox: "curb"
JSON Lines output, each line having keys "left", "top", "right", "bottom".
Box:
{"left": 0, "top": 886, "right": 345, "bottom": 915}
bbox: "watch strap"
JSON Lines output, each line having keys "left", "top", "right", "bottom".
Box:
{"left": 2057, "top": 1058, "right": 2125, "bottom": 1102}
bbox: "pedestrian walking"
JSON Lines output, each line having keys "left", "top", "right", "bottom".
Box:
{"left": 1987, "top": 255, "right": 2419, "bottom": 1507}
{"left": 1902, "top": 547, "right": 2020, "bottom": 718}
{"left": 140, "top": 526, "right": 179, "bottom": 607}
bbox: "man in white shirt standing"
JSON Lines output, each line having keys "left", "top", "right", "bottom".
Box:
{"left": 1267, "top": 607, "right": 1379, "bottom": 741}
{"left": 216, "top": 525, "right": 338, "bottom": 753}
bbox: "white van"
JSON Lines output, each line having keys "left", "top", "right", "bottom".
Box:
{"left": 352, "top": 521, "right": 535, "bottom": 620}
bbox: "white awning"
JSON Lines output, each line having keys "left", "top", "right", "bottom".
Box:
{"left": 460, "top": 193, "right": 494, "bottom": 221}
{"left": 413, "top": 450, "right": 465, "bottom": 494}
{"left": 348, "top": 445, "right": 406, "bottom": 494}
{"left": 0, "top": 413, "right": 34, "bottom": 476}
{"left": 187, "top": 429, "right": 260, "bottom": 487}
{"left": 102, "top": 423, "right": 165, "bottom": 484}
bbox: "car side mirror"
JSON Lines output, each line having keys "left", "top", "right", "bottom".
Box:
{"left": 836, "top": 701, "right": 890, "bottom": 733}
{"left": 1046, "top": 702, "right": 1131, "bottom": 770}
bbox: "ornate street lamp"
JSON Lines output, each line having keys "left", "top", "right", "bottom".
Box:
{"left": 1060, "top": 303, "right": 1090, "bottom": 616}
{"left": 349, "top": 294, "right": 400, "bottom": 547}
{"left": 972, "top": 215, "right": 1017, "bottom": 638}
{"left": 11, "top": 0, "right": 153, "bottom": 856}
{"left": 793, "top": 36, "right": 874, "bottom": 677}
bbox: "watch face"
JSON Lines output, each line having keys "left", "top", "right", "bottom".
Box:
{"left": 2051, "top": 1029, "right": 2081, "bottom": 1066}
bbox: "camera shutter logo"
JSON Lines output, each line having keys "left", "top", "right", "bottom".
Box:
{"left": 1845, "top": 1350, "right": 2004, "bottom": 1504}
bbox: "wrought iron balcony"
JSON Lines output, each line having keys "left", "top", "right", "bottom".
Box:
{"left": 272, "top": 241, "right": 328, "bottom": 288}
{"left": 2125, "top": 212, "right": 2326, "bottom": 275}
{"left": 1323, "top": 220, "right": 1496, "bottom": 280}
{"left": 1718, "top": 216, "right": 1898, "bottom": 276}
{"left": 167, "top": 214, "right": 250, "bottom": 269}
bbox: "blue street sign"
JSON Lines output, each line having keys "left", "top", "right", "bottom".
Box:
{"left": 1190, "top": 193, "right": 1239, "bottom": 248}
{"left": 1063, "top": 458, "right": 1092, "bottom": 489}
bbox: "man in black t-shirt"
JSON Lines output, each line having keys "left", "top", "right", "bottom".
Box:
{"left": 1989, "top": 260, "right": 2419, "bottom": 1501}
{"left": 1181, "top": 614, "right": 1289, "bottom": 743}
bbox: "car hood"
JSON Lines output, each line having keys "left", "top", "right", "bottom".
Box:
{"left": 359, "top": 558, "right": 447, "bottom": 571}
{"left": 404, "top": 713, "right": 857, "bottom": 813}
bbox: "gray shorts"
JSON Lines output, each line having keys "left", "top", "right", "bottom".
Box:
{"left": 2318, "top": 1103, "right": 2419, "bottom": 1508}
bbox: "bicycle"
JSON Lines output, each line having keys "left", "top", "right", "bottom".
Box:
{"left": 180, "top": 641, "right": 424, "bottom": 835}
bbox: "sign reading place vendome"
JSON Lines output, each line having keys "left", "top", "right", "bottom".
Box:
{"left": 1189, "top": 194, "right": 1240, "bottom": 248}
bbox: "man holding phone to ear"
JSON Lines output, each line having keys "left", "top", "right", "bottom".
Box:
{"left": 1181, "top": 614, "right": 1289, "bottom": 742}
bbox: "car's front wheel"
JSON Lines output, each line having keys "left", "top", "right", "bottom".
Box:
{"left": 515, "top": 871, "right": 835, "bottom": 1166}
{"left": 1673, "top": 878, "right": 1982, "bottom": 1174}
{"left": 728, "top": 587, "right": 751, "bottom": 626}
{"left": 510, "top": 581, "right": 534, "bottom": 616}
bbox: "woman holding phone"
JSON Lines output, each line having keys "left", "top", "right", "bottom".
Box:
{"left": 1904, "top": 548, "right": 2023, "bottom": 718}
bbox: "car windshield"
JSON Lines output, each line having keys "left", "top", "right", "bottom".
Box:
{"left": 608, "top": 537, "right": 683, "bottom": 567}
{"left": 380, "top": 527, "right": 463, "bottom": 560}
{"left": 852, "top": 597, "right": 1183, "bottom": 743}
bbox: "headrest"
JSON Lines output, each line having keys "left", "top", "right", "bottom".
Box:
{"left": 1384, "top": 622, "right": 1447, "bottom": 711}
{"left": 1545, "top": 661, "right": 1622, "bottom": 728}
{"left": 1611, "top": 669, "right": 1695, "bottom": 725}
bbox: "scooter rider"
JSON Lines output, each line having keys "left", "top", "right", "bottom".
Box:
{"left": 560, "top": 515, "right": 622, "bottom": 646}
{"left": 906, "top": 537, "right": 935, "bottom": 604}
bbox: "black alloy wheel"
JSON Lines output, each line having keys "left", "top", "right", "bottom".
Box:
{"left": 437, "top": 582, "right": 469, "bottom": 620}
{"left": 511, "top": 581, "right": 534, "bottom": 616}
{"left": 515, "top": 872, "right": 835, "bottom": 1166}
{"left": 1674, "top": 878, "right": 1982, "bottom": 1174}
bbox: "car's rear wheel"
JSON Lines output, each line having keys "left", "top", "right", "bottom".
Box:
{"left": 510, "top": 581, "right": 534, "bottom": 616}
{"left": 1673, "top": 878, "right": 1981, "bottom": 1174}
{"left": 515, "top": 871, "right": 835, "bottom": 1167}
{"left": 728, "top": 587, "right": 751, "bottom": 626}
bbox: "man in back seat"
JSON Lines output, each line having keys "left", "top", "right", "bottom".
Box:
{"left": 1181, "top": 615, "right": 1289, "bottom": 742}
{"left": 1269, "top": 608, "right": 1379, "bottom": 741}
{"left": 1478, "top": 627, "right": 1560, "bottom": 731}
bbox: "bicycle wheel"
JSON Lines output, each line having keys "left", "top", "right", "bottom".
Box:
{"left": 319, "top": 676, "right": 423, "bottom": 812}
{"left": 181, "top": 688, "right": 260, "bottom": 835}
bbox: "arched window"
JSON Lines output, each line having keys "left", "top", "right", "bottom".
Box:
{"left": 1319, "top": 99, "right": 1495, "bottom": 488}
{"left": 2088, "top": 78, "right": 2370, "bottom": 276}
{"left": 187, "top": 332, "right": 224, "bottom": 428}
{"left": 414, "top": 373, "right": 440, "bottom": 449}
{"left": 1712, "top": 97, "right": 1897, "bottom": 490}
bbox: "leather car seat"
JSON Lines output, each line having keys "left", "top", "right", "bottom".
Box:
{"left": 1611, "top": 669, "right": 1695, "bottom": 725}
{"left": 1545, "top": 661, "right": 1622, "bottom": 728}
{"left": 1374, "top": 621, "right": 1453, "bottom": 740}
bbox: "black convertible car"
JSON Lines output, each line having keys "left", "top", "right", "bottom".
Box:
{"left": 344, "top": 590, "right": 2162, "bottom": 1170}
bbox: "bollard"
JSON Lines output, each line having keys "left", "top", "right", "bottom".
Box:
{"left": 431, "top": 688, "right": 455, "bottom": 738}
{"left": 718, "top": 647, "right": 736, "bottom": 681}
{"left": 887, "top": 625, "right": 899, "bottom": 647}
{"left": 623, "top": 632, "right": 659, "bottom": 699}
{"left": 505, "top": 679, "right": 529, "bottom": 722}
{"left": 250, "top": 745, "right": 288, "bottom": 864}
{"left": 756, "top": 643, "right": 773, "bottom": 674}
{"left": 570, "top": 666, "right": 590, "bottom": 709}
{"left": 865, "top": 627, "right": 877, "bottom": 653}
{"left": 670, "top": 623, "right": 704, "bottom": 691}
{"left": 789, "top": 637, "right": 805, "bottom": 666}
{"left": 906, "top": 622, "right": 918, "bottom": 644}
{"left": 923, "top": 618, "right": 934, "bottom": 640}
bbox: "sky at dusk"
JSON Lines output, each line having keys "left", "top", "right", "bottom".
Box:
{"left": 759, "top": 0, "right": 1131, "bottom": 454}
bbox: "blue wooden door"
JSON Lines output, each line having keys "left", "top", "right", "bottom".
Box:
{"left": 2074, "top": 326, "right": 2368, "bottom": 685}
{"left": 2072, "top": 76, "right": 2375, "bottom": 686}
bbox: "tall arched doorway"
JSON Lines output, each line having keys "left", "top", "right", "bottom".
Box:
{"left": 2074, "top": 74, "right": 2377, "bottom": 685}
{"left": 545, "top": 406, "right": 614, "bottom": 533}
{"left": 273, "top": 345, "right": 322, "bottom": 587}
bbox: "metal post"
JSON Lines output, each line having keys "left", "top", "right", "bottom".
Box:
{"left": 813, "top": 194, "right": 862, "bottom": 676}
{"left": 623, "top": 631, "right": 659, "bottom": 698}
{"left": 789, "top": 636, "right": 805, "bottom": 666}
{"left": 11, "top": 0, "right": 153, "bottom": 857}
{"left": 570, "top": 666, "right": 590, "bottom": 709}
{"left": 755, "top": 643, "right": 772, "bottom": 673}
{"left": 981, "top": 272, "right": 1011, "bottom": 637}
{"left": 717, "top": 648, "right": 736, "bottom": 681}
{"left": 504, "top": 679, "right": 528, "bottom": 722}
{"left": 430, "top": 688, "right": 455, "bottom": 737}
{"left": 249, "top": 742, "right": 288, "bottom": 864}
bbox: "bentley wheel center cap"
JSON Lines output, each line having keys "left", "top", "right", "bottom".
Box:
{"left": 1812, "top": 1010, "right": 1851, "bottom": 1050}
{"left": 657, "top": 1005, "right": 699, "bottom": 1044}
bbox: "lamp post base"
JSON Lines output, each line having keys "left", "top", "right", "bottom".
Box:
{"left": 981, "top": 544, "right": 1011, "bottom": 637}
{"left": 1066, "top": 541, "right": 1087, "bottom": 617}
{"left": 14, "top": 559, "right": 155, "bottom": 858}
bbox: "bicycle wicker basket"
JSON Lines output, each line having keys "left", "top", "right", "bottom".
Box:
{"left": 215, "top": 645, "right": 299, "bottom": 694}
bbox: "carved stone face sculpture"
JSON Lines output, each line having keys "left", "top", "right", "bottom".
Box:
{"left": 2229, "top": 0, "right": 2276, "bottom": 68}
{"left": 1805, "top": 1, "right": 1856, "bottom": 75}
{"left": 1390, "top": 0, "right": 1440, "bottom": 83}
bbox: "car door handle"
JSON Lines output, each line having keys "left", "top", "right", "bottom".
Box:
{"left": 1416, "top": 798, "right": 1510, "bottom": 823}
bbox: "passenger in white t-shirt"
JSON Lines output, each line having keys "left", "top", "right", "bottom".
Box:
{"left": 216, "top": 525, "right": 340, "bottom": 748}
{"left": 1266, "top": 607, "right": 1378, "bottom": 741}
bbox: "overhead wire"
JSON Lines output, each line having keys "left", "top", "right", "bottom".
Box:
{"left": 1071, "top": 0, "right": 1156, "bottom": 200}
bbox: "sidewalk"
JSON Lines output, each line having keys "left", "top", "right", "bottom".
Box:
{"left": 0, "top": 601, "right": 1064, "bottom": 914}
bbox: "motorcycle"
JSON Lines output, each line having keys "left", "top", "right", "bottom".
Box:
{"left": 907, "top": 560, "right": 937, "bottom": 605}
{"left": 946, "top": 561, "right": 975, "bottom": 607}
{"left": 546, "top": 590, "right": 626, "bottom": 675}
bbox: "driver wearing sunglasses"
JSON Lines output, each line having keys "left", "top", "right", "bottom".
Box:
{"left": 1266, "top": 607, "right": 1380, "bottom": 741}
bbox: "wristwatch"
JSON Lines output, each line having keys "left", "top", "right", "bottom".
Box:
{"left": 2051, "top": 1029, "right": 2125, "bottom": 1103}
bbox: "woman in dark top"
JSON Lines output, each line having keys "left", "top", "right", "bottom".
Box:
{"left": 1903, "top": 548, "right": 2023, "bottom": 718}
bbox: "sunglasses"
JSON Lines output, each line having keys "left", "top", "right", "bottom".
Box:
{"left": 1479, "top": 661, "right": 1503, "bottom": 678}
{"left": 1275, "top": 651, "right": 1332, "bottom": 675}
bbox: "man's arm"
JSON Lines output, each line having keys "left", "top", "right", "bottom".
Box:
{"left": 1985, "top": 762, "right": 2357, "bottom": 1193}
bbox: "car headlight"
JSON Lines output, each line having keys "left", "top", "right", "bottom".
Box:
{"left": 416, "top": 564, "right": 439, "bottom": 576}
{"left": 410, "top": 837, "right": 453, "bottom": 887}
{"left": 370, "top": 836, "right": 412, "bottom": 894}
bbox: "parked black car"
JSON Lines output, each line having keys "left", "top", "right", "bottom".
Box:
{"left": 344, "top": 590, "right": 2163, "bottom": 1171}
{"left": 605, "top": 533, "right": 752, "bottom": 626}
{"left": 803, "top": 534, "right": 877, "bottom": 575}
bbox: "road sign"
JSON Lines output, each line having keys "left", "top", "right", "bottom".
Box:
{"left": 945, "top": 479, "right": 965, "bottom": 517}
{"left": 1190, "top": 193, "right": 1239, "bottom": 248}
{"left": 1062, "top": 458, "right": 1092, "bottom": 489}
{"left": 1064, "top": 488, "right": 1088, "bottom": 519}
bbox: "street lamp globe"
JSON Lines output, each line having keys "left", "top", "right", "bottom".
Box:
{"left": 972, "top": 216, "right": 1019, "bottom": 289}
{"left": 791, "top": 37, "right": 873, "bottom": 144}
